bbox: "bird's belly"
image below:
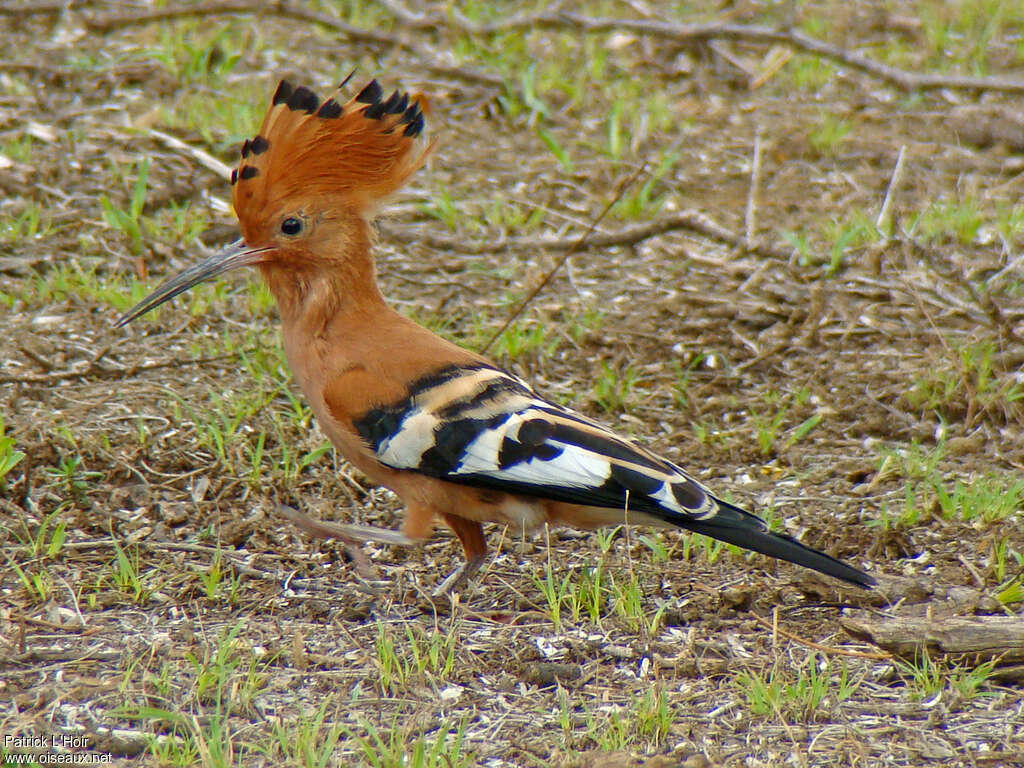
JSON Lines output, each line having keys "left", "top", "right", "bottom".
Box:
{"left": 545, "top": 501, "right": 668, "bottom": 530}
{"left": 490, "top": 496, "right": 547, "bottom": 531}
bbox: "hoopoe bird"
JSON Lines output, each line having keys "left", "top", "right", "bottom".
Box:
{"left": 117, "top": 78, "right": 874, "bottom": 592}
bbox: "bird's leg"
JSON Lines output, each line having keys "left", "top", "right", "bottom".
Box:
{"left": 432, "top": 514, "right": 487, "bottom": 597}
{"left": 276, "top": 503, "right": 414, "bottom": 580}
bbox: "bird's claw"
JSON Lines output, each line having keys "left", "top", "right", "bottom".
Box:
{"left": 431, "top": 555, "right": 485, "bottom": 597}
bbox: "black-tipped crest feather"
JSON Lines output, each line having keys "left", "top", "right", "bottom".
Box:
{"left": 231, "top": 78, "right": 434, "bottom": 231}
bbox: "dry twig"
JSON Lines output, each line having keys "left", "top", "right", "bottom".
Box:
{"left": 456, "top": 12, "right": 1024, "bottom": 94}
{"left": 750, "top": 613, "right": 893, "bottom": 660}
{"left": 76, "top": 0, "right": 503, "bottom": 87}
{"left": 0, "top": 350, "right": 250, "bottom": 385}
{"left": 745, "top": 129, "right": 763, "bottom": 250}
{"left": 876, "top": 145, "right": 907, "bottom": 234}
{"left": 16, "top": 2, "right": 1024, "bottom": 94}
{"left": 386, "top": 208, "right": 791, "bottom": 261}
{"left": 478, "top": 165, "right": 645, "bottom": 353}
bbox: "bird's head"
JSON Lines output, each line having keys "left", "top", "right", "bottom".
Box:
{"left": 115, "top": 77, "right": 431, "bottom": 327}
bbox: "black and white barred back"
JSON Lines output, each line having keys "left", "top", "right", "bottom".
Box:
{"left": 354, "top": 363, "right": 875, "bottom": 588}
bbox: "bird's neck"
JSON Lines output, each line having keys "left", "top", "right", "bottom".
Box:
{"left": 259, "top": 237, "right": 388, "bottom": 333}
{"left": 260, "top": 238, "right": 421, "bottom": 415}
{"left": 258, "top": 232, "right": 409, "bottom": 391}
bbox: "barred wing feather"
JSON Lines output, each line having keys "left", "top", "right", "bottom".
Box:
{"left": 355, "top": 364, "right": 717, "bottom": 521}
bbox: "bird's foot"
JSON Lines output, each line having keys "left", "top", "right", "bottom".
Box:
{"left": 431, "top": 555, "right": 486, "bottom": 598}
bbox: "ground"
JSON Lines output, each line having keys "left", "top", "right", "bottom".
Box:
{"left": 1, "top": 2, "right": 1023, "bottom": 766}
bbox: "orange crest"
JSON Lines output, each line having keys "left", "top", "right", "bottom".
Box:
{"left": 230, "top": 78, "right": 432, "bottom": 235}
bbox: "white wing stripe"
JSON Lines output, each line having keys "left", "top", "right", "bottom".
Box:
{"left": 456, "top": 437, "right": 614, "bottom": 488}
{"left": 377, "top": 410, "right": 441, "bottom": 466}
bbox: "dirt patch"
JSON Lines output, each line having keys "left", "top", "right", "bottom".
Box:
{"left": 2, "top": 3, "right": 1023, "bottom": 766}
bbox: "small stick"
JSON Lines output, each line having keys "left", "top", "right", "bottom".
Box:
{"left": 385, "top": 207, "right": 793, "bottom": 260}
{"left": 957, "top": 553, "right": 986, "bottom": 589}
{"left": 40, "top": 3, "right": 1024, "bottom": 94}
{"left": 17, "top": 344, "right": 53, "bottom": 372}
{"left": 745, "top": 128, "right": 763, "bottom": 250}
{"left": 0, "top": 349, "right": 255, "bottom": 385}
{"left": 479, "top": 164, "right": 646, "bottom": 354}
{"left": 771, "top": 605, "right": 778, "bottom": 652}
{"left": 148, "top": 128, "right": 233, "bottom": 180}
{"left": 623, "top": 490, "right": 633, "bottom": 578}
{"left": 876, "top": 144, "right": 906, "bottom": 234}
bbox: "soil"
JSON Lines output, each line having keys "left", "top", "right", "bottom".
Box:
{"left": 1, "top": 3, "right": 1023, "bottom": 766}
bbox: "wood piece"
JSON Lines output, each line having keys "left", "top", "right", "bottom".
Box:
{"left": 840, "top": 613, "right": 1024, "bottom": 663}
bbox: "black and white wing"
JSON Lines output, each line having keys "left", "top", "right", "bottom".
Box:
{"left": 353, "top": 363, "right": 717, "bottom": 522}
{"left": 353, "top": 362, "right": 875, "bottom": 588}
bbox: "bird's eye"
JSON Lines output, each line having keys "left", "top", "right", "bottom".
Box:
{"left": 280, "top": 217, "right": 303, "bottom": 236}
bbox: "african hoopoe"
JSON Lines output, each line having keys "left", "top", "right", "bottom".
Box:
{"left": 117, "top": 78, "right": 875, "bottom": 592}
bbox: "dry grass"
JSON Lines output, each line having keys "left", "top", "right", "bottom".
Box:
{"left": 2, "top": 1, "right": 1023, "bottom": 766}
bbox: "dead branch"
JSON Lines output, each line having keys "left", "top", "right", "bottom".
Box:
{"left": 0, "top": 350, "right": 249, "bottom": 385}
{"left": 479, "top": 164, "right": 644, "bottom": 353}
{"left": 78, "top": 0, "right": 503, "bottom": 88}
{"left": 0, "top": 1, "right": 83, "bottom": 14}
{"left": 912, "top": 237, "right": 1023, "bottom": 345}
{"left": 454, "top": 12, "right": 1024, "bottom": 94}
{"left": 384, "top": 209, "right": 791, "bottom": 261}
{"left": 148, "top": 129, "right": 233, "bottom": 180}
{"left": 22, "top": 1, "right": 1020, "bottom": 95}
{"left": 744, "top": 129, "right": 763, "bottom": 250}
{"left": 83, "top": 0, "right": 393, "bottom": 46}
{"left": 750, "top": 613, "right": 893, "bottom": 660}
{"left": 842, "top": 613, "right": 1024, "bottom": 663}
{"left": 876, "top": 145, "right": 907, "bottom": 233}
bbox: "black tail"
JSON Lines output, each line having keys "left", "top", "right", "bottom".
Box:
{"left": 679, "top": 497, "right": 875, "bottom": 588}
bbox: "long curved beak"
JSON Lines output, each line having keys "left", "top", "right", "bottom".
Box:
{"left": 115, "top": 239, "right": 273, "bottom": 327}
